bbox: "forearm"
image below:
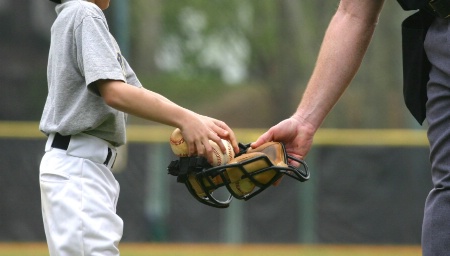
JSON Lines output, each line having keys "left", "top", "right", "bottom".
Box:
{"left": 295, "top": 0, "right": 384, "bottom": 131}
{"left": 98, "top": 80, "right": 195, "bottom": 128}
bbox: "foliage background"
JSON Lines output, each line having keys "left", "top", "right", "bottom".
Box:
{"left": 0, "top": 0, "right": 418, "bottom": 129}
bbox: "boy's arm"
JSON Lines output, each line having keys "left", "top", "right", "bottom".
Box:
{"left": 96, "top": 80, "right": 239, "bottom": 159}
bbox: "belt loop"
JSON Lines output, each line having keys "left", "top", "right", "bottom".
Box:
{"left": 104, "top": 147, "right": 117, "bottom": 168}
{"left": 45, "top": 133, "right": 56, "bottom": 151}
{"left": 104, "top": 148, "right": 112, "bottom": 166}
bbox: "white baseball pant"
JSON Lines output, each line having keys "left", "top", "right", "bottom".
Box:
{"left": 40, "top": 133, "right": 122, "bottom": 256}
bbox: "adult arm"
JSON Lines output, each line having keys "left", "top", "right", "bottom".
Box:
{"left": 252, "top": 0, "right": 385, "bottom": 161}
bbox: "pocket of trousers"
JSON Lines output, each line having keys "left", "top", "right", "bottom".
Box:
{"left": 39, "top": 168, "right": 72, "bottom": 201}
{"left": 40, "top": 172, "right": 70, "bottom": 183}
{"left": 40, "top": 150, "right": 71, "bottom": 183}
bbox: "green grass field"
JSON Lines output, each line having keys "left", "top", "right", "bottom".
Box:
{"left": 0, "top": 243, "right": 421, "bottom": 256}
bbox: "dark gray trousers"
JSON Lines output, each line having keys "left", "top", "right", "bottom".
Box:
{"left": 423, "top": 17, "right": 450, "bottom": 255}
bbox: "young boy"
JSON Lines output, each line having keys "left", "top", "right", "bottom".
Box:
{"left": 40, "top": 0, "right": 238, "bottom": 255}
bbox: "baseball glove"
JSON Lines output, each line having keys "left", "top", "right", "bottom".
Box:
{"left": 167, "top": 142, "right": 309, "bottom": 208}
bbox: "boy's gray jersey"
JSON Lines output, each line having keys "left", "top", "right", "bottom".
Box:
{"left": 40, "top": 0, "right": 142, "bottom": 146}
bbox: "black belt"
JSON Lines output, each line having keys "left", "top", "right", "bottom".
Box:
{"left": 428, "top": 0, "right": 450, "bottom": 19}
{"left": 51, "top": 133, "right": 114, "bottom": 166}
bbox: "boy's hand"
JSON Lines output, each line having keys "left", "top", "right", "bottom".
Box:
{"left": 179, "top": 114, "right": 239, "bottom": 163}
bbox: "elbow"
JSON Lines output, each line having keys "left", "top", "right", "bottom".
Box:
{"left": 102, "top": 91, "right": 120, "bottom": 108}
{"left": 336, "top": 2, "right": 383, "bottom": 27}
{"left": 96, "top": 80, "right": 125, "bottom": 109}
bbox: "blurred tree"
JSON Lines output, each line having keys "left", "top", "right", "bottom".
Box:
{"left": 134, "top": 0, "right": 336, "bottom": 126}
{"left": 245, "top": 0, "right": 337, "bottom": 123}
{"left": 125, "top": 0, "right": 414, "bottom": 128}
{"left": 130, "top": 0, "right": 162, "bottom": 74}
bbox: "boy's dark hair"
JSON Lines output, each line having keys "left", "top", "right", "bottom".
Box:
{"left": 49, "top": 0, "right": 62, "bottom": 3}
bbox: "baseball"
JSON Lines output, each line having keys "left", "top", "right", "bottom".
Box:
{"left": 169, "top": 128, "right": 189, "bottom": 157}
{"left": 169, "top": 129, "right": 235, "bottom": 165}
{"left": 226, "top": 154, "right": 258, "bottom": 196}
{"left": 232, "top": 178, "right": 256, "bottom": 196}
{"left": 209, "top": 139, "right": 235, "bottom": 166}
{"left": 230, "top": 170, "right": 277, "bottom": 196}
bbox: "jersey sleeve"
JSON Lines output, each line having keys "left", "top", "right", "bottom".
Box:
{"left": 74, "top": 15, "right": 126, "bottom": 95}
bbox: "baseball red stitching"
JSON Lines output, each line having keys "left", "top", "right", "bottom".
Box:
{"left": 226, "top": 142, "right": 233, "bottom": 160}
{"left": 170, "top": 137, "right": 185, "bottom": 146}
{"left": 212, "top": 147, "right": 222, "bottom": 165}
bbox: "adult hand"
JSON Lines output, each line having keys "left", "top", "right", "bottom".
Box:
{"left": 251, "top": 115, "right": 315, "bottom": 164}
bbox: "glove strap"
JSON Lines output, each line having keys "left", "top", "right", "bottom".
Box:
{"left": 168, "top": 157, "right": 211, "bottom": 183}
